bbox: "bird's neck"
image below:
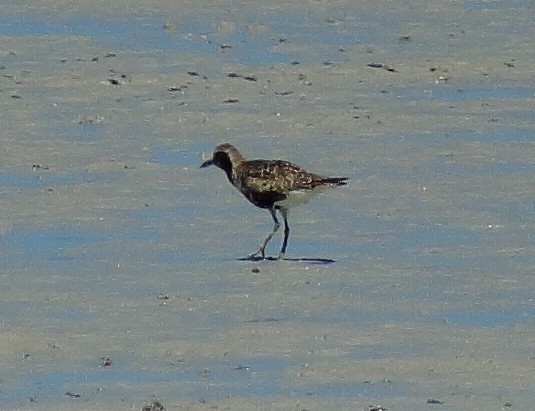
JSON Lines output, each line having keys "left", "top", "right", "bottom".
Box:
{"left": 224, "top": 160, "right": 244, "bottom": 188}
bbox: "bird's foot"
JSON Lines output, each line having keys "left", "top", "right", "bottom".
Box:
{"left": 248, "top": 247, "right": 266, "bottom": 260}
{"left": 277, "top": 252, "right": 286, "bottom": 260}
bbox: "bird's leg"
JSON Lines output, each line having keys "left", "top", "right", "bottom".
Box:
{"left": 249, "top": 208, "right": 280, "bottom": 259}
{"left": 278, "top": 208, "right": 290, "bottom": 260}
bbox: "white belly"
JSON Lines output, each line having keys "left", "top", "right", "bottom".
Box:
{"left": 274, "top": 186, "right": 327, "bottom": 209}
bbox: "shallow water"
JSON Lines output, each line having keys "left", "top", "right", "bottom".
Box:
{"left": 1, "top": 0, "right": 535, "bottom": 410}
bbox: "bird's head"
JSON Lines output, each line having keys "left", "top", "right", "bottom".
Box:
{"left": 200, "top": 143, "right": 245, "bottom": 177}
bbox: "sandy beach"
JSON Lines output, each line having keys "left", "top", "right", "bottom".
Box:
{"left": 1, "top": 0, "right": 534, "bottom": 410}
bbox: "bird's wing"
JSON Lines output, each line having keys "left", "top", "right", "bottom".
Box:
{"left": 241, "top": 160, "right": 316, "bottom": 193}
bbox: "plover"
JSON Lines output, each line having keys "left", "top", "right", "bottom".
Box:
{"left": 201, "top": 143, "right": 347, "bottom": 260}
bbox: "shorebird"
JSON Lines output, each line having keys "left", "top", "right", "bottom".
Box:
{"left": 200, "top": 143, "right": 347, "bottom": 260}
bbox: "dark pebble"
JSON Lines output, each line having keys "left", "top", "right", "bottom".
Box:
{"left": 100, "top": 356, "right": 112, "bottom": 367}
{"left": 167, "top": 85, "right": 187, "bottom": 92}
{"left": 142, "top": 400, "right": 165, "bottom": 411}
{"left": 65, "top": 392, "right": 81, "bottom": 398}
{"left": 32, "top": 164, "right": 49, "bottom": 170}
{"left": 367, "top": 63, "right": 397, "bottom": 73}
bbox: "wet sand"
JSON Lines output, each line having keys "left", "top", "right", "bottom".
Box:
{"left": 1, "top": 0, "right": 535, "bottom": 410}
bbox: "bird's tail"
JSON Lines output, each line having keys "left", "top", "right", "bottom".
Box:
{"left": 317, "top": 177, "right": 348, "bottom": 186}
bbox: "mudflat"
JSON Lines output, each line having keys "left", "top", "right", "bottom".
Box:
{"left": 1, "top": 1, "right": 534, "bottom": 410}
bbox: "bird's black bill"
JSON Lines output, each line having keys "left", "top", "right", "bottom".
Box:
{"left": 200, "top": 159, "right": 213, "bottom": 168}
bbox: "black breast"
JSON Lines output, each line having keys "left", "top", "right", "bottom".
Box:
{"left": 244, "top": 190, "right": 287, "bottom": 209}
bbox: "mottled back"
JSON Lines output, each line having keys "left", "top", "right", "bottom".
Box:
{"left": 240, "top": 159, "right": 321, "bottom": 194}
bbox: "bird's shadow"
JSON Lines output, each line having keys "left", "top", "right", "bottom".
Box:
{"left": 237, "top": 256, "right": 336, "bottom": 264}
